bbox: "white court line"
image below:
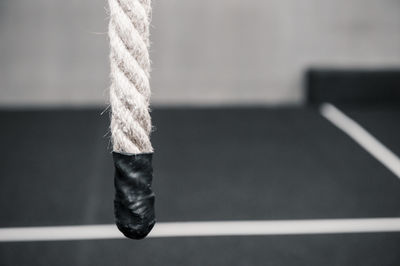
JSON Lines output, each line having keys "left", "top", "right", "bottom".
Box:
{"left": 320, "top": 103, "right": 400, "bottom": 180}
{"left": 0, "top": 218, "right": 400, "bottom": 242}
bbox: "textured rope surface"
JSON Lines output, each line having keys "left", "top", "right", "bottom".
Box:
{"left": 108, "top": 0, "right": 153, "bottom": 153}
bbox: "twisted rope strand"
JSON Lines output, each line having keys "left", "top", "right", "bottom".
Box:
{"left": 109, "top": 0, "right": 153, "bottom": 153}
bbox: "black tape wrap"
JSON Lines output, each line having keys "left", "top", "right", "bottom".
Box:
{"left": 113, "top": 152, "right": 156, "bottom": 239}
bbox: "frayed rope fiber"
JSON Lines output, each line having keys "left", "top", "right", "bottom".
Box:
{"left": 108, "top": 0, "right": 155, "bottom": 239}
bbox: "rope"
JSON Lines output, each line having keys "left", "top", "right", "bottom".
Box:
{"left": 108, "top": 0, "right": 153, "bottom": 154}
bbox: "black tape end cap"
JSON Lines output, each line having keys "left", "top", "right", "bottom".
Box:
{"left": 115, "top": 217, "right": 156, "bottom": 240}
{"left": 113, "top": 152, "right": 156, "bottom": 240}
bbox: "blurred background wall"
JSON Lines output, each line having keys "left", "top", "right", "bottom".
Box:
{"left": 0, "top": 0, "right": 399, "bottom": 106}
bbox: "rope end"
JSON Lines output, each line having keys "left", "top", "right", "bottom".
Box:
{"left": 113, "top": 152, "right": 156, "bottom": 239}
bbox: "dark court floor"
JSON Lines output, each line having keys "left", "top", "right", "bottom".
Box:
{"left": 0, "top": 105, "right": 399, "bottom": 265}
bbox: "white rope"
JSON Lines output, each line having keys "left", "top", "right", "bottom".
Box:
{"left": 108, "top": 0, "right": 153, "bottom": 153}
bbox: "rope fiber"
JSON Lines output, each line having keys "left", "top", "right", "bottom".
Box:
{"left": 109, "top": 0, "right": 153, "bottom": 154}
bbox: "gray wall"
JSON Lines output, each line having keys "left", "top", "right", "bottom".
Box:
{"left": 1, "top": 0, "right": 400, "bottom": 106}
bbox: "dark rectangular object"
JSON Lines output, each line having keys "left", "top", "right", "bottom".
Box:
{"left": 306, "top": 68, "right": 400, "bottom": 105}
